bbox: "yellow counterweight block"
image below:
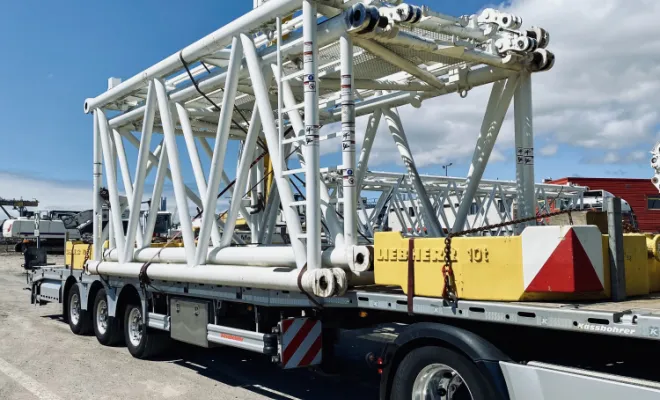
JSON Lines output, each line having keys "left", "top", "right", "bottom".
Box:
{"left": 374, "top": 226, "right": 653, "bottom": 301}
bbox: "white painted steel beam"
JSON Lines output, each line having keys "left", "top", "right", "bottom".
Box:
{"left": 195, "top": 37, "right": 244, "bottom": 266}
{"left": 96, "top": 111, "right": 126, "bottom": 262}
{"left": 221, "top": 102, "right": 263, "bottom": 248}
{"left": 453, "top": 77, "right": 519, "bottom": 232}
{"left": 382, "top": 108, "right": 443, "bottom": 237}
{"left": 515, "top": 71, "right": 536, "bottom": 229}
{"left": 241, "top": 33, "right": 307, "bottom": 269}
{"left": 174, "top": 103, "right": 223, "bottom": 247}
{"left": 340, "top": 33, "right": 357, "bottom": 246}
{"left": 84, "top": 0, "right": 303, "bottom": 113}
{"left": 124, "top": 81, "right": 157, "bottom": 255}
{"left": 154, "top": 79, "right": 196, "bottom": 264}
{"left": 92, "top": 112, "right": 103, "bottom": 261}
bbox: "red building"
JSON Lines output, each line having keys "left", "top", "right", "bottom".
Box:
{"left": 547, "top": 177, "right": 660, "bottom": 233}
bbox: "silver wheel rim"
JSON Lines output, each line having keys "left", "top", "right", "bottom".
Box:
{"left": 128, "top": 307, "right": 143, "bottom": 347}
{"left": 96, "top": 298, "right": 108, "bottom": 335}
{"left": 412, "top": 363, "right": 473, "bottom": 400}
{"left": 70, "top": 293, "right": 80, "bottom": 325}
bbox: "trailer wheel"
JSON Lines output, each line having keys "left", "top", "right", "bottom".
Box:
{"left": 391, "top": 346, "right": 492, "bottom": 400}
{"left": 123, "top": 302, "right": 168, "bottom": 359}
{"left": 93, "top": 288, "right": 123, "bottom": 346}
{"left": 67, "top": 284, "right": 92, "bottom": 335}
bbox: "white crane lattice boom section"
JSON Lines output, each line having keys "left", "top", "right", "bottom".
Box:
{"left": 84, "top": 0, "right": 557, "bottom": 298}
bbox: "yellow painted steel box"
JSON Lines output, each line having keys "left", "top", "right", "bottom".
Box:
{"left": 65, "top": 241, "right": 108, "bottom": 270}
{"left": 374, "top": 229, "right": 653, "bottom": 301}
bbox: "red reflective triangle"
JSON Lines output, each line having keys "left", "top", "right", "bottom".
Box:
{"left": 526, "top": 229, "right": 603, "bottom": 293}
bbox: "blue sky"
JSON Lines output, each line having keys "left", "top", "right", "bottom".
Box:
{"left": 0, "top": 0, "right": 657, "bottom": 211}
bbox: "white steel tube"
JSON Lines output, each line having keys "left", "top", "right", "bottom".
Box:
{"left": 97, "top": 111, "right": 126, "bottom": 262}
{"left": 195, "top": 37, "right": 244, "bottom": 266}
{"left": 111, "top": 128, "right": 137, "bottom": 261}
{"left": 92, "top": 111, "right": 102, "bottom": 261}
{"left": 453, "top": 77, "right": 519, "bottom": 232}
{"left": 240, "top": 33, "right": 307, "bottom": 268}
{"left": 119, "top": 130, "right": 209, "bottom": 217}
{"left": 356, "top": 110, "right": 382, "bottom": 199}
{"left": 143, "top": 143, "right": 168, "bottom": 244}
{"left": 105, "top": 14, "right": 350, "bottom": 131}
{"left": 221, "top": 103, "right": 263, "bottom": 248}
{"left": 340, "top": 33, "right": 357, "bottom": 246}
{"left": 260, "top": 182, "right": 280, "bottom": 244}
{"left": 278, "top": 74, "right": 344, "bottom": 246}
{"left": 105, "top": 245, "right": 360, "bottom": 269}
{"left": 84, "top": 0, "right": 302, "bottom": 113}
{"left": 124, "top": 81, "right": 157, "bottom": 255}
{"left": 303, "top": 0, "right": 322, "bottom": 270}
{"left": 353, "top": 38, "right": 446, "bottom": 91}
{"left": 112, "top": 129, "right": 133, "bottom": 202}
{"left": 175, "top": 103, "right": 223, "bottom": 247}
{"left": 382, "top": 108, "right": 443, "bottom": 237}
{"left": 198, "top": 136, "right": 253, "bottom": 234}
{"left": 90, "top": 261, "right": 338, "bottom": 295}
{"left": 277, "top": 16, "right": 285, "bottom": 177}
{"left": 154, "top": 79, "right": 196, "bottom": 264}
{"left": 515, "top": 71, "right": 536, "bottom": 225}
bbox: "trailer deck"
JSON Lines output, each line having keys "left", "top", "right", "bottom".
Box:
{"left": 31, "top": 266, "right": 660, "bottom": 343}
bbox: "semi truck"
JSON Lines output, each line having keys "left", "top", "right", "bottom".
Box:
{"left": 25, "top": 1, "right": 660, "bottom": 399}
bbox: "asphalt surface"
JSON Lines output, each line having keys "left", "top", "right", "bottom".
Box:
{"left": 0, "top": 250, "right": 397, "bottom": 400}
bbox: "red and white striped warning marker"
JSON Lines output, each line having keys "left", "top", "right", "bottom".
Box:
{"left": 278, "top": 318, "right": 322, "bottom": 369}
{"left": 522, "top": 225, "right": 604, "bottom": 293}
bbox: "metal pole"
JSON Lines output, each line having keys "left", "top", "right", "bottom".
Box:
{"left": 124, "top": 81, "right": 156, "bottom": 255}
{"left": 97, "top": 111, "right": 126, "bottom": 262}
{"left": 303, "top": 0, "right": 322, "bottom": 269}
{"left": 83, "top": 0, "right": 303, "bottom": 113}
{"left": 221, "top": 103, "right": 263, "bottom": 248}
{"left": 277, "top": 16, "right": 285, "bottom": 178}
{"left": 240, "top": 33, "right": 307, "bottom": 268}
{"left": 175, "top": 103, "right": 223, "bottom": 247}
{"left": 197, "top": 136, "right": 253, "bottom": 234}
{"left": 154, "top": 79, "right": 196, "bottom": 265}
{"left": 277, "top": 74, "right": 344, "bottom": 246}
{"left": 356, "top": 110, "right": 382, "bottom": 194}
{"left": 195, "top": 36, "right": 244, "bottom": 266}
{"left": 514, "top": 71, "right": 536, "bottom": 227}
{"left": 382, "top": 108, "right": 443, "bottom": 237}
{"left": 143, "top": 143, "right": 169, "bottom": 244}
{"left": 92, "top": 110, "right": 103, "bottom": 260}
{"left": 340, "top": 33, "right": 357, "bottom": 246}
{"left": 453, "top": 77, "right": 518, "bottom": 232}
{"left": 607, "top": 197, "right": 626, "bottom": 302}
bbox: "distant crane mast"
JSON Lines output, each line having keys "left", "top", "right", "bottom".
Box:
{"left": 0, "top": 198, "right": 39, "bottom": 218}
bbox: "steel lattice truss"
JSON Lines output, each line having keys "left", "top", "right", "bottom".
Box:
{"left": 83, "top": 0, "right": 557, "bottom": 297}
{"left": 331, "top": 171, "right": 586, "bottom": 238}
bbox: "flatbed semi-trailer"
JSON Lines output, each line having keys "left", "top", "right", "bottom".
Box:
{"left": 28, "top": 265, "right": 660, "bottom": 399}
{"left": 33, "top": 0, "right": 660, "bottom": 398}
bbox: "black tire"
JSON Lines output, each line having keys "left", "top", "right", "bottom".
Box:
{"left": 391, "top": 346, "right": 495, "bottom": 400}
{"left": 123, "top": 302, "right": 168, "bottom": 359}
{"left": 93, "top": 288, "right": 123, "bottom": 346}
{"left": 67, "top": 284, "right": 92, "bottom": 335}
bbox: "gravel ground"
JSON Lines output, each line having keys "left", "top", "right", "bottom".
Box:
{"left": 0, "top": 253, "right": 396, "bottom": 400}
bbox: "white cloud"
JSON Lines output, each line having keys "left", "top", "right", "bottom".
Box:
{"left": 0, "top": 172, "right": 91, "bottom": 215}
{"left": 356, "top": 0, "right": 660, "bottom": 170}
{"left": 0, "top": 172, "right": 229, "bottom": 223}
{"left": 539, "top": 144, "right": 558, "bottom": 156}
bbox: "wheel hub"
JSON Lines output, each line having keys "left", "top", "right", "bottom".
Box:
{"left": 96, "top": 299, "right": 108, "bottom": 335}
{"left": 412, "top": 363, "right": 473, "bottom": 400}
{"left": 128, "top": 307, "right": 143, "bottom": 347}
{"left": 70, "top": 293, "right": 80, "bottom": 325}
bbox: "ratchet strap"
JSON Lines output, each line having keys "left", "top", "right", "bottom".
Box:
{"left": 407, "top": 238, "right": 415, "bottom": 315}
